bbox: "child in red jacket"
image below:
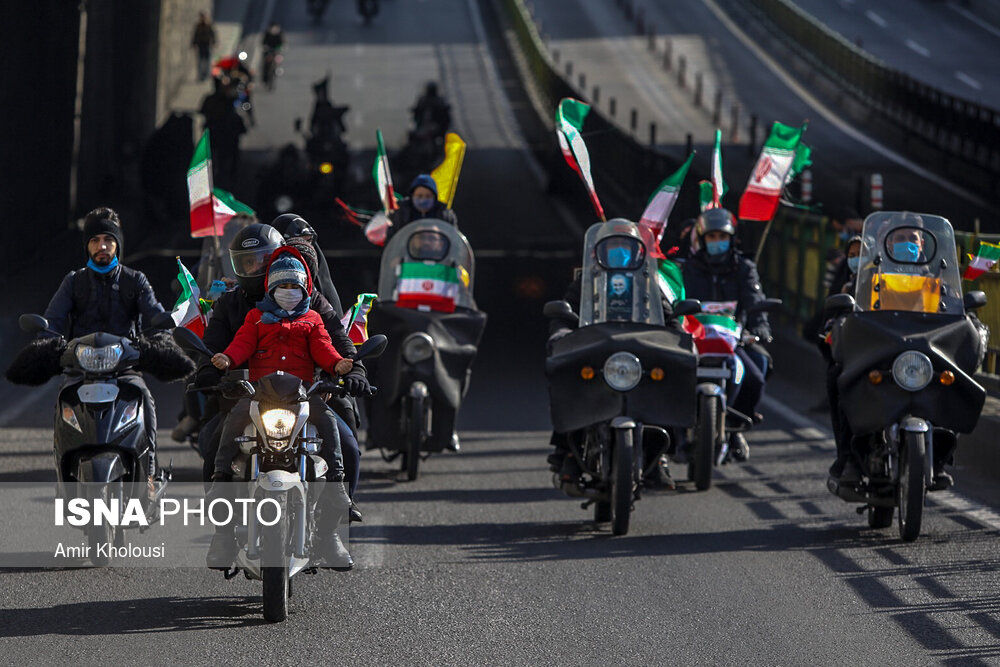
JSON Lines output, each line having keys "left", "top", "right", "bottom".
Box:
{"left": 207, "top": 247, "right": 353, "bottom": 569}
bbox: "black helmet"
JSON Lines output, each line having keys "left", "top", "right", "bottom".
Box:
{"left": 271, "top": 213, "right": 316, "bottom": 241}
{"left": 229, "top": 223, "right": 283, "bottom": 295}
{"left": 695, "top": 208, "right": 737, "bottom": 238}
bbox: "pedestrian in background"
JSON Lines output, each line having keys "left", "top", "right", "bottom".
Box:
{"left": 192, "top": 11, "right": 217, "bottom": 82}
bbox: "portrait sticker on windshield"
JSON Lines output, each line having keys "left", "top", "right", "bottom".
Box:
{"left": 606, "top": 273, "right": 634, "bottom": 321}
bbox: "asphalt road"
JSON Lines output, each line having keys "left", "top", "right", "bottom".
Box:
{"left": 4, "top": 0, "right": 1000, "bottom": 664}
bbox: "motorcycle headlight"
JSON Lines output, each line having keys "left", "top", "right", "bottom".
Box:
{"left": 75, "top": 343, "right": 123, "bottom": 373}
{"left": 891, "top": 351, "right": 933, "bottom": 392}
{"left": 603, "top": 352, "right": 642, "bottom": 392}
{"left": 261, "top": 409, "right": 296, "bottom": 439}
{"left": 402, "top": 333, "right": 435, "bottom": 364}
{"left": 115, "top": 400, "right": 140, "bottom": 433}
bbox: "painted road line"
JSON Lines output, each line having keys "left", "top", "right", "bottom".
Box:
{"left": 956, "top": 71, "right": 983, "bottom": 90}
{"left": 905, "top": 39, "right": 930, "bottom": 57}
{"left": 949, "top": 2, "right": 1000, "bottom": 40}
{"left": 866, "top": 10, "right": 887, "bottom": 28}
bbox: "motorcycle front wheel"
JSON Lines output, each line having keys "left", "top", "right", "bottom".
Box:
{"left": 897, "top": 430, "right": 927, "bottom": 542}
{"left": 261, "top": 496, "right": 290, "bottom": 622}
{"left": 693, "top": 394, "right": 719, "bottom": 491}
{"left": 610, "top": 427, "right": 634, "bottom": 536}
{"left": 87, "top": 480, "right": 123, "bottom": 566}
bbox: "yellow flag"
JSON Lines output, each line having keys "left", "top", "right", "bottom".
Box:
{"left": 431, "top": 133, "right": 467, "bottom": 209}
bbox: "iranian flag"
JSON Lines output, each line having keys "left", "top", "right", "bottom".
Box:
{"left": 396, "top": 262, "right": 460, "bottom": 312}
{"left": 187, "top": 131, "right": 216, "bottom": 238}
{"left": 556, "top": 98, "right": 605, "bottom": 221}
{"left": 372, "top": 129, "right": 398, "bottom": 213}
{"left": 655, "top": 258, "right": 686, "bottom": 304}
{"left": 963, "top": 241, "right": 1000, "bottom": 280}
{"left": 640, "top": 152, "right": 695, "bottom": 258}
{"left": 709, "top": 128, "right": 727, "bottom": 208}
{"left": 212, "top": 187, "right": 255, "bottom": 231}
{"left": 784, "top": 142, "right": 812, "bottom": 185}
{"left": 340, "top": 293, "right": 378, "bottom": 345}
{"left": 738, "top": 121, "right": 806, "bottom": 221}
{"left": 691, "top": 301, "right": 741, "bottom": 355}
{"left": 171, "top": 258, "right": 208, "bottom": 336}
{"left": 698, "top": 180, "right": 715, "bottom": 212}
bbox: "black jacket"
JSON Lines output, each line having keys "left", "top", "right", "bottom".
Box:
{"left": 43, "top": 264, "right": 165, "bottom": 339}
{"left": 682, "top": 250, "right": 771, "bottom": 341}
{"left": 386, "top": 199, "right": 458, "bottom": 243}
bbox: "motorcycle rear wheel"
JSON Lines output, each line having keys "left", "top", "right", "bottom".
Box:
{"left": 610, "top": 428, "right": 634, "bottom": 536}
{"left": 404, "top": 395, "right": 425, "bottom": 481}
{"left": 897, "top": 430, "right": 926, "bottom": 542}
{"left": 693, "top": 394, "right": 718, "bottom": 491}
{"left": 262, "top": 499, "right": 290, "bottom": 622}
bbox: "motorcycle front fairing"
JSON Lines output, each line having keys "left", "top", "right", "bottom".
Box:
{"left": 546, "top": 322, "right": 697, "bottom": 433}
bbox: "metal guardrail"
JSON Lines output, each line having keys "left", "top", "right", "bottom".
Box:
{"left": 742, "top": 0, "right": 1000, "bottom": 176}
{"left": 759, "top": 207, "right": 1000, "bottom": 377}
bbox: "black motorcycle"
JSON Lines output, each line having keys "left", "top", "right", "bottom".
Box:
{"left": 826, "top": 212, "right": 987, "bottom": 541}
{"left": 545, "top": 220, "right": 701, "bottom": 535}
{"left": 367, "top": 221, "right": 487, "bottom": 480}
{"left": 14, "top": 312, "right": 184, "bottom": 565}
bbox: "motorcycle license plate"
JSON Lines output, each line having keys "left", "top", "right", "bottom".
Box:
{"left": 77, "top": 383, "right": 119, "bottom": 404}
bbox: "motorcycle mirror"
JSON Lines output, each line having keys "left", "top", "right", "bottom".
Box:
{"left": 824, "top": 293, "right": 856, "bottom": 314}
{"left": 18, "top": 314, "right": 49, "bottom": 334}
{"left": 964, "top": 290, "right": 987, "bottom": 311}
{"left": 543, "top": 300, "right": 579, "bottom": 325}
{"left": 172, "top": 327, "right": 214, "bottom": 360}
{"left": 673, "top": 299, "right": 702, "bottom": 317}
{"left": 353, "top": 334, "right": 388, "bottom": 362}
{"left": 236, "top": 380, "right": 255, "bottom": 398}
{"left": 150, "top": 311, "right": 176, "bottom": 331}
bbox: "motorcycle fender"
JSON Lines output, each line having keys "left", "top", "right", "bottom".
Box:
{"left": 610, "top": 416, "right": 636, "bottom": 430}
{"left": 77, "top": 452, "right": 126, "bottom": 483}
{"left": 256, "top": 470, "right": 303, "bottom": 494}
{"left": 309, "top": 454, "right": 329, "bottom": 479}
{"left": 409, "top": 381, "right": 429, "bottom": 399}
{"left": 696, "top": 382, "right": 725, "bottom": 398}
{"left": 900, "top": 417, "right": 930, "bottom": 433}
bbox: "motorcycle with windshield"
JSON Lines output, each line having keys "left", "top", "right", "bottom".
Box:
{"left": 174, "top": 327, "right": 386, "bottom": 622}
{"left": 825, "top": 212, "right": 987, "bottom": 541}
{"left": 367, "top": 220, "right": 487, "bottom": 481}
{"left": 544, "top": 220, "right": 701, "bottom": 535}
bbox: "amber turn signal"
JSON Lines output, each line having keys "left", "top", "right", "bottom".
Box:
{"left": 650, "top": 368, "right": 665, "bottom": 381}
{"left": 581, "top": 366, "right": 595, "bottom": 380}
{"left": 319, "top": 162, "right": 334, "bottom": 174}
{"left": 939, "top": 370, "right": 955, "bottom": 386}
{"left": 868, "top": 370, "right": 883, "bottom": 384}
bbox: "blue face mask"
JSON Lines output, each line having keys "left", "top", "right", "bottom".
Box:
{"left": 839, "top": 230, "right": 850, "bottom": 242}
{"left": 847, "top": 256, "right": 860, "bottom": 274}
{"left": 87, "top": 256, "right": 119, "bottom": 274}
{"left": 893, "top": 241, "right": 920, "bottom": 263}
{"left": 706, "top": 239, "right": 731, "bottom": 256}
{"left": 607, "top": 247, "right": 632, "bottom": 268}
{"left": 413, "top": 196, "right": 435, "bottom": 213}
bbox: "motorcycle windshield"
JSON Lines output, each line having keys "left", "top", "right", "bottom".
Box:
{"left": 378, "top": 220, "right": 477, "bottom": 312}
{"left": 855, "top": 212, "right": 963, "bottom": 315}
{"left": 579, "top": 220, "right": 664, "bottom": 327}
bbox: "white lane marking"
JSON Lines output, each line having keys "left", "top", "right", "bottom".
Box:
{"left": 699, "top": 0, "right": 994, "bottom": 209}
{"left": 760, "top": 394, "right": 821, "bottom": 430}
{"left": 866, "top": 10, "right": 888, "bottom": 28}
{"left": 905, "top": 39, "right": 930, "bottom": 57}
{"left": 930, "top": 491, "right": 1000, "bottom": 531}
{"left": 948, "top": 2, "right": 1000, "bottom": 40}
{"left": 956, "top": 71, "right": 983, "bottom": 90}
{"left": 795, "top": 427, "right": 829, "bottom": 440}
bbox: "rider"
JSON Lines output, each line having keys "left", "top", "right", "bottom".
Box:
{"left": 386, "top": 174, "right": 457, "bottom": 243}
{"left": 272, "top": 213, "right": 342, "bottom": 318}
{"left": 262, "top": 22, "right": 284, "bottom": 57}
{"left": 208, "top": 247, "right": 355, "bottom": 568}
{"left": 411, "top": 82, "right": 451, "bottom": 140}
{"left": 681, "top": 208, "right": 772, "bottom": 462}
{"left": 41, "top": 207, "right": 168, "bottom": 466}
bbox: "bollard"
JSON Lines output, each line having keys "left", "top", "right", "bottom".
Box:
{"left": 678, "top": 56, "right": 686, "bottom": 88}
{"left": 579, "top": 73, "right": 586, "bottom": 90}
{"left": 610, "top": 97, "right": 617, "bottom": 118}
{"left": 870, "top": 173, "right": 883, "bottom": 210}
{"left": 630, "top": 108, "right": 638, "bottom": 132}
{"left": 685, "top": 133, "right": 693, "bottom": 157}
{"left": 730, "top": 103, "right": 741, "bottom": 143}
{"left": 664, "top": 40, "right": 672, "bottom": 70}
{"left": 801, "top": 169, "right": 813, "bottom": 203}
{"left": 593, "top": 86, "right": 600, "bottom": 106}
{"left": 650, "top": 122, "right": 657, "bottom": 147}
{"left": 748, "top": 113, "right": 758, "bottom": 156}
{"left": 566, "top": 61, "right": 573, "bottom": 78}
{"left": 713, "top": 90, "right": 723, "bottom": 125}
{"left": 694, "top": 73, "right": 703, "bottom": 108}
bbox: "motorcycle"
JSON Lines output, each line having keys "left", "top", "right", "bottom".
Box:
{"left": 16, "top": 311, "right": 182, "bottom": 565}
{"left": 825, "top": 212, "right": 987, "bottom": 541}
{"left": 261, "top": 47, "right": 282, "bottom": 91}
{"left": 173, "top": 327, "right": 387, "bottom": 622}
{"left": 685, "top": 298, "right": 781, "bottom": 491}
{"left": 367, "top": 220, "right": 487, "bottom": 480}
{"left": 544, "top": 220, "right": 702, "bottom": 535}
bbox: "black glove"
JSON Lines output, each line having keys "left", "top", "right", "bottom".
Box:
{"left": 195, "top": 365, "right": 222, "bottom": 389}
{"left": 341, "top": 372, "right": 370, "bottom": 397}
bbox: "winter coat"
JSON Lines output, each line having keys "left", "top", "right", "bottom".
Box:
{"left": 43, "top": 264, "right": 165, "bottom": 339}
{"left": 223, "top": 308, "right": 345, "bottom": 383}
{"left": 682, "top": 250, "right": 771, "bottom": 341}
{"left": 386, "top": 199, "right": 458, "bottom": 243}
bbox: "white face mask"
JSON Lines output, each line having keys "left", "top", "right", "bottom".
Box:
{"left": 274, "top": 287, "right": 303, "bottom": 311}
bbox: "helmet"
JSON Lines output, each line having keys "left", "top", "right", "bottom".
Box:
{"left": 695, "top": 208, "right": 737, "bottom": 238}
{"left": 271, "top": 213, "right": 316, "bottom": 241}
{"left": 229, "top": 223, "right": 283, "bottom": 295}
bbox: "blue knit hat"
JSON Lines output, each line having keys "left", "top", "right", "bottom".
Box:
{"left": 267, "top": 253, "right": 307, "bottom": 293}
{"left": 409, "top": 174, "right": 438, "bottom": 198}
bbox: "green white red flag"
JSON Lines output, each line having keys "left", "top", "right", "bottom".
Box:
{"left": 171, "top": 257, "right": 208, "bottom": 336}
{"left": 211, "top": 187, "right": 255, "bottom": 233}
{"left": 340, "top": 293, "right": 378, "bottom": 345}
{"left": 372, "top": 129, "right": 397, "bottom": 213}
{"left": 709, "top": 129, "right": 727, "bottom": 208}
{"left": 396, "top": 263, "right": 460, "bottom": 312}
{"left": 639, "top": 152, "right": 695, "bottom": 258}
{"left": 556, "top": 98, "right": 605, "bottom": 221}
{"left": 785, "top": 142, "right": 812, "bottom": 185}
{"left": 738, "top": 121, "right": 806, "bottom": 221}
{"left": 963, "top": 241, "right": 1000, "bottom": 280}
{"left": 187, "top": 131, "right": 216, "bottom": 238}
{"left": 698, "top": 180, "right": 715, "bottom": 212}
{"left": 655, "top": 258, "right": 686, "bottom": 304}
{"left": 690, "top": 301, "right": 741, "bottom": 355}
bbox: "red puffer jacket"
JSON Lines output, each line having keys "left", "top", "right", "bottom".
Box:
{"left": 222, "top": 247, "right": 344, "bottom": 382}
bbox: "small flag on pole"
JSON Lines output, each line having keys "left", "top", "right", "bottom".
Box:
{"left": 372, "top": 129, "right": 398, "bottom": 213}
{"left": 738, "top": 121, "right": 806, "bottom": 222}
{"left": 171, "top": 258, "right": 208, "bottom": 336}
{"left": 556, "top": 98, "right": 605, "bottom": 221}
{"left": 639, "top": 152, "right": 695, "bottom": 258}
{"left": 963, "top": 241, "right": 1000, "bottom": 280}
{"left": 212, "top": 187, "right": 255, "bottom": 233}
{"left": 187, "top": 131, "right": 216, "bottom": 238}
{"left": 431, "top": 133, "right": 467, "bottom": 209}
{"left": 785, "top": 142, "right": 812, "bottom": 185}
{"left": 710, "top": 129, "right": 727, "bottom": 208}
{"left": 340, "top": 293, "right": 378, "bottom": 345}
{"left": 698, "top": 180, "right": 715, "bottom": 212}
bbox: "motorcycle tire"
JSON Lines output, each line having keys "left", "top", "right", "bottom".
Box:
{"left": 897, "top": 430, "right": 926, "bottom": 542}
{"left": 693, "top": 394, "right": 718, "bottom": 491}
{"left": 610, "top": 427, "right": 634, "bottom": 536}
{"left": 867, "top": 505, "right": 894, "bottom": 529}
{"left": 88, "top": 481, "right": 123, "bottom": 566}
{"left": 405, "top": 395, "right": 425, "bottom": 481}
{"left": 262, "top": 496, "right": 290, "bottom": 622}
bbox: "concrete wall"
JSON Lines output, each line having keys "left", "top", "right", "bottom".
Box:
{"left": 156, "top": 0, "right": 213, "bottom": 126}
